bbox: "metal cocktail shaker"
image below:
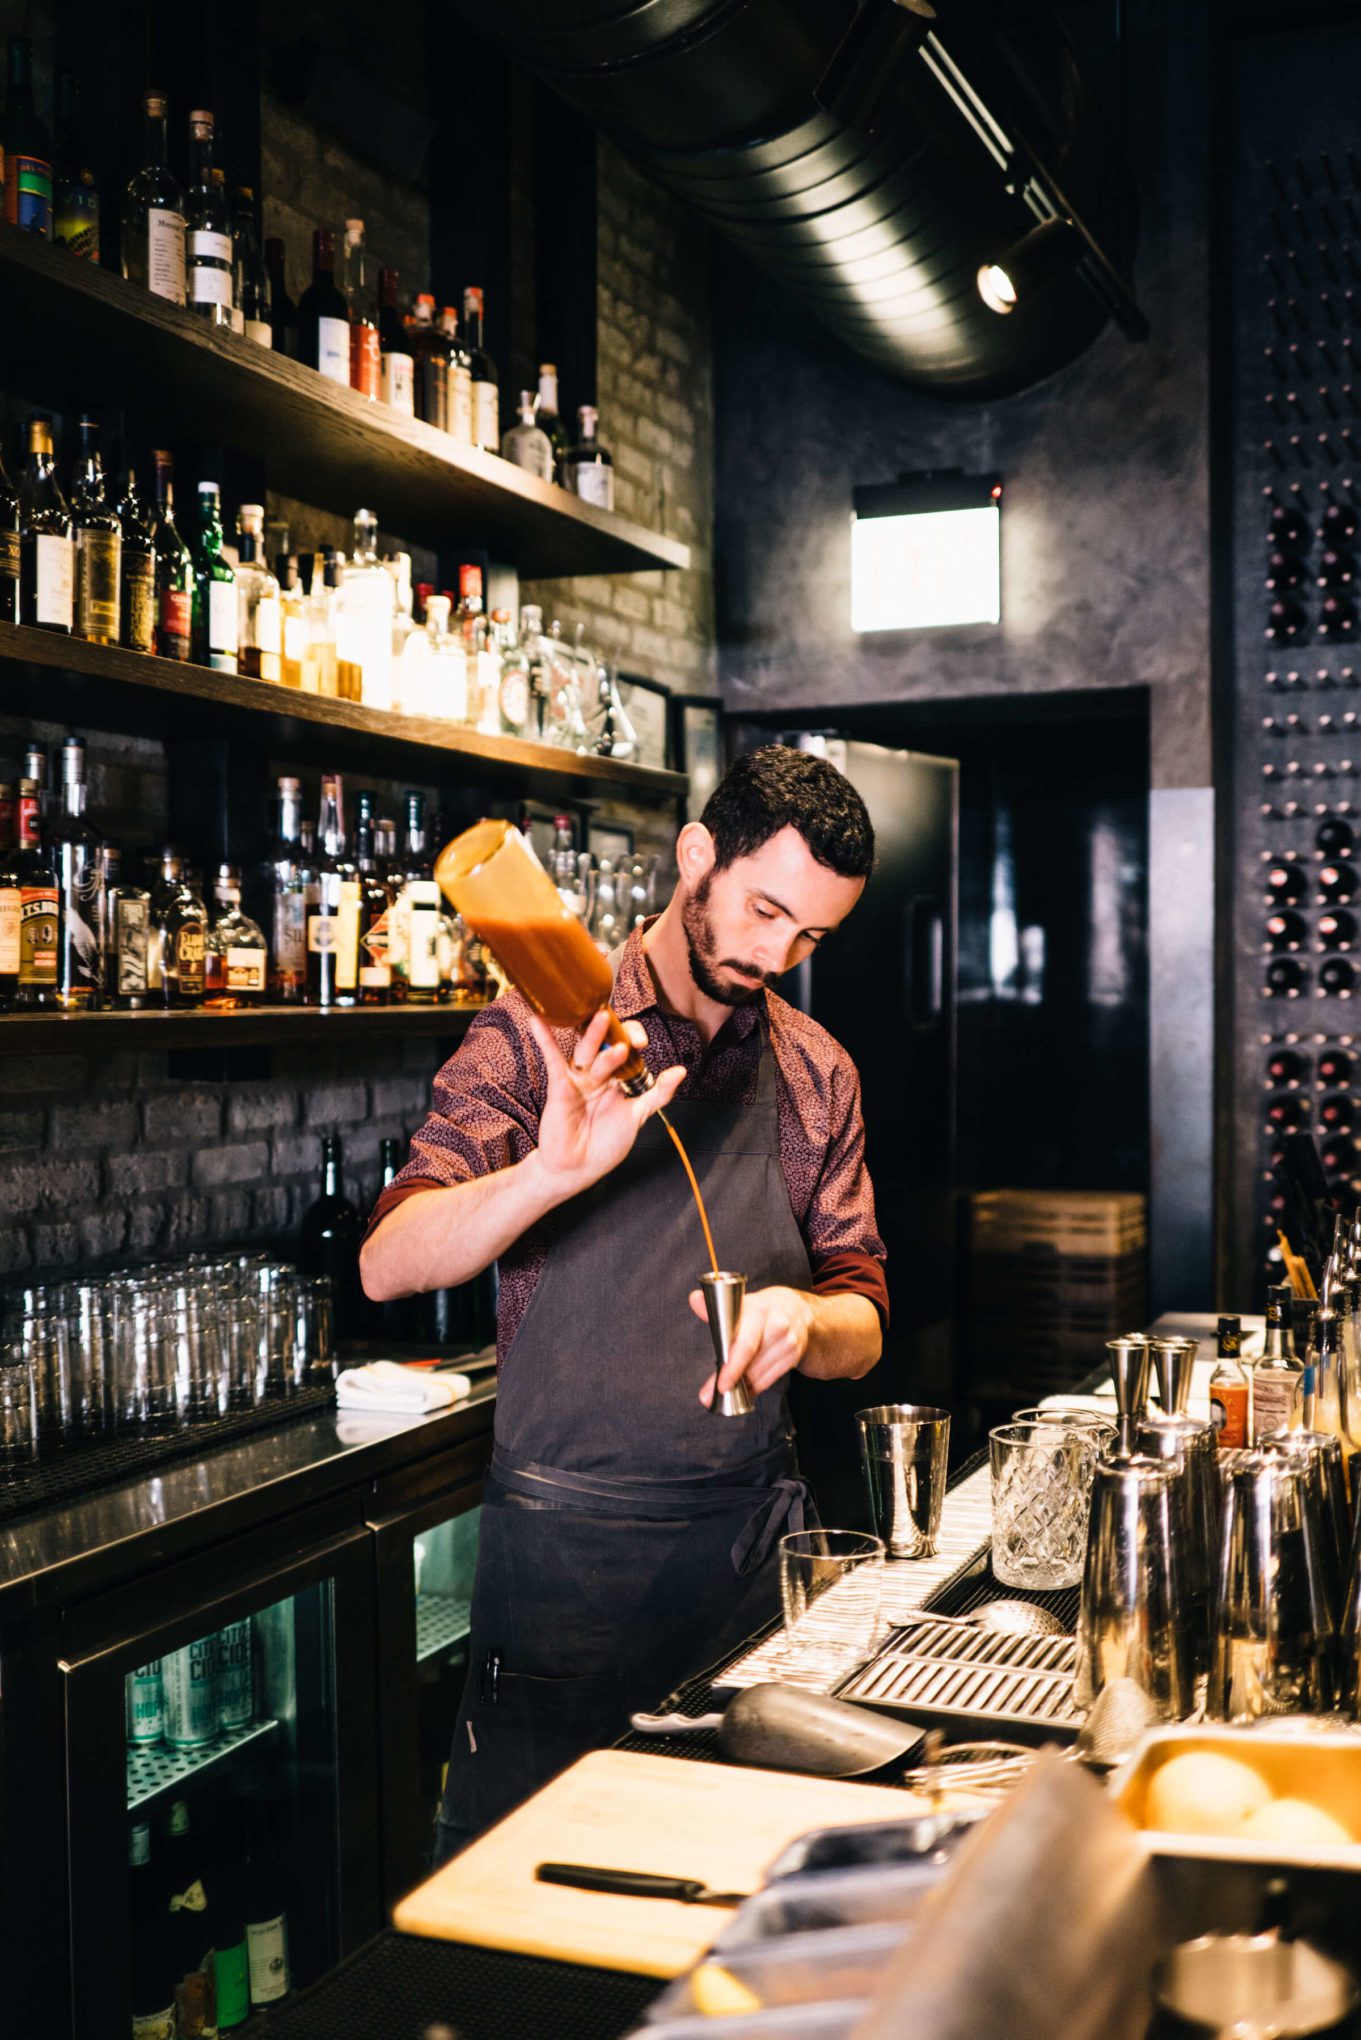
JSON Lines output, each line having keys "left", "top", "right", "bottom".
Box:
{"left": 1208, "top": 1452, "right": 1338, "bottom": 1722}
{"left": 1076, "top": 1453, "right": 1194, "bottom": 1719}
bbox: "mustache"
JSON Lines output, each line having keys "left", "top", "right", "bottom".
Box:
{"left": 719, "top": 960, "right": 772, "bottom": 985}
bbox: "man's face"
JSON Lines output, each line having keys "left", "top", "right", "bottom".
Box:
{"left": 681, "top": 825, "right": 865, "bottom": 1006}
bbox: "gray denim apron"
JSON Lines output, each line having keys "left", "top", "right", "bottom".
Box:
{"left": 435, "top": 1018, "right": 814, "bottom": 1858}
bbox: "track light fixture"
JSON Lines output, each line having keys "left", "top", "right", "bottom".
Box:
{"left": 814, "top": 0, "right": 936, "bottom": 135}
{"left": 977, "top": 217, "right": 1085, "bottom": 316}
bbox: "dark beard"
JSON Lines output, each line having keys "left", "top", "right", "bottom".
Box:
{"left": 681, "top": 876, "right": 768, "bottom": 1006}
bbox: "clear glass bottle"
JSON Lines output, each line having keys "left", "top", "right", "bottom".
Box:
{"left": 354, "top": 793, "right": 393, "bottom": 1005}
{"left": 536, "top": 364, "right": 569, "bottom": 483}
{"left": 235, "top": 504, "right": 282, "bottom": 683}
{"left": 494, "top": 608, "right": 533, "bottom": 735}
{"left": 1209, "top": 1312, "right": 1248, "bottom": 1449}
{"left": 1253, "top": 1284, "right": 1302, "bottom": 1441}
{"left": 103, "top": 843, "right": 151, "bottom": 1009}
{"left": 151, "top": 449, "right": 193, "bottom": 661}
{"left": 306, "top": 774, "right": 361, "bottom": 1008}
{"left": 339, "top": 510, "right": 395, "bottom": 710}
{"left": 2, "top": 35, "right": 53, "bottom": 239}
{"left": 268, "top": 776, "right": 308, "bottom": 1003}
{"left": 278, "top": 553, "right": 312, "bottom": 691}
{"left": 233, "top": 186, "right": 272, "bottom": 345}
{"left": 52, "top": 736, "right": 103, "bottom": 1010}
{"left": 519, "top": 602, "right": 550, "bottom": 737}
{"left": 378, "top": 268, "right": 415, "bottom": 415}
{"left": 423, "top": 593, "right": 467, "bottom": 722}
{"left": 19, "top": 416, "right": 74, "bottom": 634}
{"left": 314, "top": 550, "right": 344, "bottom": 699}
{"left": 462, "top": 286, "right": 499, "bottom": 450}
{"left": 121, "top": 91, "right": 185, "bottom": 302}
{"left": 149, "top": 849, "right": 207, "bottom": 1009}
{"left": 192, "top": 481, "right": 237, "bottom": 672}
{"left": 501, "top": 390, "right": 553, "bottom": 481}
{"left": 11, "top": 775, "right": 58, "bottom": 1009}
{"left": 185, "top": 111, "right": 234, "bottom": 324}
{"left": 53, "top": 69, "right": 100, "bottom": 261}
{"left": 204, "top": 862, "right": 268, "bottom": 1009}
{"left": 118, "top": 464, "right": 156, "bottom": 654}
{"left": 565, "top": 405, "right": 614, "bottom": 509}
{"left": 343, "top": 218, "right": 380, "bottom": 398}
{"left": 439, "top": 306, "right": 473, "bottom": 446}
{"left": 71, "top": 415, "right": 122, "bottom": 647}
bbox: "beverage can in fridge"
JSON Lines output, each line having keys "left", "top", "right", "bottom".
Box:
{"left": 217, "top": 1618, "right": 254, "bottom": 1733}
{"left": 162, "top": 1635, "right": 220, "bottom": 1747}
{"left": 125, "top": 1660, "right": 165, "bottom": 1746}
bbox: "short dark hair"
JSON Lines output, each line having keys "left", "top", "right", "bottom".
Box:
{"left": 699, "top": 744, "right": 875, "bottom": 879}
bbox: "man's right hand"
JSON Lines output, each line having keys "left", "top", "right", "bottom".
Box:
{"left": 528, "top": 1009, "right": 685, "bottom": 1197}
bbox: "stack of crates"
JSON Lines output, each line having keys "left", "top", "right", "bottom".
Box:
{"left": 963, "top": 1189, "right": 1148, "bottom": 1405}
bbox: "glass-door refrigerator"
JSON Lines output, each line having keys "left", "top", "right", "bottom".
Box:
{"left": 369, "top": 1439, "right": 485, "bottom": 1910}
{"left": 57, "top": 1496, "right": 380, "bottom": 2040}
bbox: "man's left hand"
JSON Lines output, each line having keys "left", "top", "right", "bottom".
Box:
{"left": 687, "top": 1284, "right": 814, "bottom": 1406}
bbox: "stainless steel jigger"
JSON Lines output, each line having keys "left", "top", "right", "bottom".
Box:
{"left": 1106, "top": 1336, "right": 1152, "bottom": 1456}
{"left": 1152, "top": 1337, "right": 1198, "bottom": 1416}
{"left": 700, "top": 1271, "right": 755, "bottom": 1416}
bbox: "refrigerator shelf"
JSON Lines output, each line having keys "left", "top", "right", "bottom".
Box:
{"left": 416, "top": 1594, "right": 473, "bottom": 1664}
{"left": 126, "top": 1716, "right": 281, "bottom": 1810}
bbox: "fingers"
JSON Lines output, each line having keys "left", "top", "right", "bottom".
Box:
{"left": 687, "top": 1287, "right": 706, "bottom": 1322}
{"left": 570, "top": 1008, "right": 611, "bottom": 1072}
{"left": 624, "top": 1019, "right": 648, "bottom": 1049}
{"left": 638, "top": 1065, "right": 687, "bottom": 1121}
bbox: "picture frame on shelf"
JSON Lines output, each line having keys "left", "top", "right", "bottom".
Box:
{"left": 612, "top": 671, "right": 672, "bottom": 772}
{"left": 670, "top": 696, "right": 724, "bottom": 821}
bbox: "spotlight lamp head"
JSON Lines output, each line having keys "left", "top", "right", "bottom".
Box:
{"left": 977, "top": 217, "right": 1085, "bottom": 316}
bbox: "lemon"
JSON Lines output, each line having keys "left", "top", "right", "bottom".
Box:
{"left": 1239, "top": 1797, "right": 1353, "bottom": 1847}
{"left": 1144, "top": 1751, "right": 1272, "bottom": 1836}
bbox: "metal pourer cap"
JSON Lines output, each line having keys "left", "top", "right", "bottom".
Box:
{"left": 61, "top": 735, "right": 86, "bottom": 786}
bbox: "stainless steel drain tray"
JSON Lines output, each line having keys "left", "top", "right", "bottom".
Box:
{"left": 836, "top": 1616, "right": 1082, "bottom": 1745}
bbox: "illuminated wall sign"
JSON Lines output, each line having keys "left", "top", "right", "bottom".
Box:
{"left": 850, "top": 471, "right": 1002, "bottom": 633}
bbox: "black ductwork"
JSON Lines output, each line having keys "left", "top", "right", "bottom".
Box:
{"left": 450, "top": 0, "right": 1143, "bottom": 397}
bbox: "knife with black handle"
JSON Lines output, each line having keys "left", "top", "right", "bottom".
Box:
{"left": 535, "top": 1861, "right": 747, "bottom": 1906}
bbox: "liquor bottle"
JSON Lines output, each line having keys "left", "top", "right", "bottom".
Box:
{"left": 277, "top": 554, "right": 310, "bottom": 690}
{"left": 455, "top": 563, "right": 489, "bottom": 723}
{"left": 19, "top": 417, "right": 74, "bottom": 634}
{"left": 300, "top": 1134, "right": 365, "bottom": 1340}
{"left": 1319, "top": 1046, "right": 1355, "bottom": 1085}
{"left": 13, "top": 777, "right": 58, "bottom": 1009}
{"left": 306, "top": 775, "right": 360, "bottom": 1007}
{"left": 1320, "top": 864, "right": 1355, "bottom": 906}
{"left": 2, "top": 36, "right": 53, "bottom": 238}
{"left": 381, "top": 1136, "right": 402, "bottom": 1187}
{"left": 213, "top": 1798, "right": 251, "bottom": 2033}
{"left": 118, "top": 464, "right": 156, "bottom": 654}
{"left": 234, "top": 504, "right": 282, "bottom": 682}
{"left": 204, "top": 864, "right": 268, "bottom": 1009}
{"left": 264, "top": 237, "right": 298, "bottom": 359}
{"left": 395, "top": 792, "right": 440, "bottom": 1005}
{"left": 315, "top": 549, "right": 345, "bottom": 698}
{"left": 410, "top": 294, "right": 448, "bottom": 431}
{"left": 267, "top": 776, "right": 308, "bottom": 1002}
{"left": 378, "top": 268, "right": 414, "bottom": 414}
{"left": 52, "top": 737, "right": 102, "bottom": 1010}
{"left": 343, "top": 218, "right": 380, "bottom": 398}
{"left": 1253, "top": 1284, "right": 1302, "bottom": 1441}
{"left": 1265, "top": 858, "right": 1305, "bottom": 904}
{"left": 242, "top": 1801, "right": 293, "bottom": 2010}
{"left": 104, "top": 843, "right": 151, "bottom": 1009}
{"left": 536, "top": 364, "right": 570, "bottom": 482}
{"left": 233, "top": 187, "right": 272, "bottom": 346}
{"left": 151, "top": 450, "right": 193, "bottom": 661}
{"left": 501, "top": 390, "right": 553, "bottom": 480}
{"left": 0, "top": 439, "right": 18, "bottom": 622}
{"left": 70, "top": 416, "right": 122, "bottom": 647}
{"left": 121, "top": 92, "right": 185, "bottom": 305}
{"left": 149, "top": 850, "right": 207, "bottom": 1008}
{"left": 192, "top": 482, "right": 238, "bottom": 672}
{"left": 1320, "top": 1092, "right": 1353, "bottom": 1129}
{"left": 0, "top": 783, "right": 18, "bottom": 1009}
{"left": 1265, "top": 910, "right": 1307, "bottom": 950}
{"left": 1209, "top": 1314, "right": 1249, "bottom": 1448}
{"left": 438, "top": 305, "right": 473, "bottom": 445}
{"left": 1319, "top": 909, "right": 1357, "bottom": 947}
{"left": 338, "top": 510, "right": 394, "bottom": 709}
{"left": 130, "top": 1821, "right": 178, "bottom": 2040}
{"left": 354, "top": 792, "right": 392, "bottom": 1005}
{"left": 565, "top": 406, "right": 614, "bottom": 508}
{"left": 160, "top": 1796, "right": 217, "bottom": 2037}
{"left": 422, "top": 593, "right": 468, "bottom": 721}
{"left": 298, "top": 227, "right": 350, "bottom": 385}
{"left": 461, "top": 287, "right": 498, "bottom": 449}
{"left": 1265, "top": 1093, "right": 1308, "bottom": 1131}
{"left": 52, "top": 70, "right": 99, "bottom": 259}
{"left": 184, "top": 111, "right": 234, "bottom": 324}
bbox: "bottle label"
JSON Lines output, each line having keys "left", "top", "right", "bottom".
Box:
{"left": 359, "top": 961, "right": 391, "bottom": 989}
{"left": 381, "top": 350, "right": 415, "bottom": 414}
{"left": 256, "top": 591, "right": 282, "bottom": 658}
{"left": 55, "top": 189, "right": 100, "bottom": 261}
{"left": 115, "top": 896, "right": 150, "bottom": 995}
{"left": 247, "top": 1914, "right": 290, "bottom": 2004}
{"left": 449, "top": 366, "right": 472, "bottom": 444}
{"left": 18, "top": 889, "right": 58, "bottom": 984}
{"left": 409, "top": 905, "right": 440, "bottom": 988}
{"left": 336, "top": 880, "right": 362, "bottom": 988}
{"left": 275, "top": 894, "right": 306, "bottom": 973}
{"left": 189, "top": 229, "right": 233, "bottom": 307}
{"left": 225, "top": 946, "right": 265, "bottom": 991}
{"left": 1209, "top": 1382, "right": 1247, "bottom": 1450}
{"left": 34, "top": 533, "right": 74, "bottom": 628}
{"left": 308, "top": 913, "right": 336, "bottom": 954}
{"left": 1252, "top": 1375, "right": 1296, "bottom": 1443}
{"left": 499, "top": 668, "right": 531, "bottom": 731}
{"left": 60, "top": 849, "right": 103, "bottom": 992}
{"left": 175, "top": 923, "right": 206, "bottom": 996}
{"left": 158, "top": 585, "right": 192, "bottom": 659}
{"left": 76, "top": 528, "right": 121, "bottom": 639}
{"left": 473, "top": 379, "right": 498, "bottom": 450}
{"left": 148, "top": 207, "right": 187, "bottom": 304}
{"left": 6, "top": 153, "right": 53, "bottom": 237}
{"left": 571, "top": 461, "right": 614, "bottom": 510}
{"left": 0, "top": 888, "right": 19, "bottom": 975}
{"left": 351, "top": 322, "right": 381, "bottom": 398}
{"left": 124, "top": 555, "right": 156, "bottom": 652}
{"left": 209, "top": 580, "right": 239, "bottom": 659}
{"left": 0, "top": 525, "right": 18, "bottom": 582}
{"left": 316, "top": 315, "right": 350, "bottom": 384}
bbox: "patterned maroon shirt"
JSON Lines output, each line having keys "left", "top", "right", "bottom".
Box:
{"left": 366, "top": 922, "right": 888, "bottom": 1361}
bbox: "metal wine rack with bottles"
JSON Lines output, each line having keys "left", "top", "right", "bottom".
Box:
{"left": 1229, "top": 30, "right": 1361, "bottom": 1298}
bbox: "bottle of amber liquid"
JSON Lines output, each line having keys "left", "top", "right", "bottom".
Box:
{"left": 149, "top": 850, "right": 207, "bottom": 1007}
{"left": 1209, "top": 1313, "right": 1248, "bottom": 1449}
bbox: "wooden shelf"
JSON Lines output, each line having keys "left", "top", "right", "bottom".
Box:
{"left": 0, "top": 620, "right": 689, "bottom": 800}
{"left": 0, "top": 225, "right": 690, "bottom": 580}
{"left": 0, "top": 1001, "right": 487, "bottom": 1051}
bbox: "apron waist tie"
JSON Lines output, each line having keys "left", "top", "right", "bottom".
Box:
{"left": 489, "top": 1446, "right": 812, "bottom": 1578}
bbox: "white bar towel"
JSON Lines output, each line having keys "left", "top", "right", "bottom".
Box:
{"left": 335, "top": 1361, "right": 473, "bottom": 1413}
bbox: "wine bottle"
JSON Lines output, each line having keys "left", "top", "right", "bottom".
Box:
{"left": 151, "top": 450, "right": 193, "bottom": 661}
{"left": 118, "top": 464, "right": 156, "bottom": 654}
{"left": 298, "top": 228, "right": 350, "bottom": 385}
{"left": 18, "top": 417, "right": 73, "bottom": 634}
{"left": 184, "top": 111, "right": 234, "bottom": 324}
{"left": 121, "top": 91, "right": 185, "bottom": 304}
{"left": 378, "top": 268, "right": 415, "bottom": 414}
{"left": 70, "top": 416, "right": 122, "bottom": 648}
{"left": 300, "top": 1135, "right": 365, "bottom": 1339}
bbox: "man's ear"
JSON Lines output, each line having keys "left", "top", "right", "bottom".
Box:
{"left": 675, "top": 822, "right": 717, "bottom": 892}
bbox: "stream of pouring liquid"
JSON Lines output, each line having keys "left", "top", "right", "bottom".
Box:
{"left": 658, "top": 1109, "right": 719, "bottom": 1277}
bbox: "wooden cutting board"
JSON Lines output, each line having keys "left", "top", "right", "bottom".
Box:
{"left": 393, "top": 1748, "right": 945, "bottom": 1977}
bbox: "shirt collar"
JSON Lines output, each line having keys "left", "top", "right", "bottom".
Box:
{"left": 612, "top": 920, "right": 764, "bottom": 1042}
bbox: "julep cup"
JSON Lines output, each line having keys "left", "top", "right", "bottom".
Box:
{"left": 1076, "top": 1454, "right": 1194, "bottom": 1718}
{"left": 1208, "top": 1452, "right": 1338, "bottom": 1722}
{"left": 856, "top": 1404, "right": 949, "bottom": 1559}
{"left": 990, "top": 1419, "right": 1101, "bottom": 1592}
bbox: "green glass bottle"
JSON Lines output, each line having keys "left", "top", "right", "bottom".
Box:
{"left": 191, "top": 481, "right": 237, "bottom": 672}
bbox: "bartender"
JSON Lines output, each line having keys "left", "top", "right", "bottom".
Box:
{"left": 360, "top": 745, "right": 886, "bottom": 1858}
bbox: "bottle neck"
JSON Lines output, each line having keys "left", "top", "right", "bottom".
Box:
{"left": 278, "top": 792, "right": 302, "bottom": 845}
{"left": 62, "top": 779, "right": 86, "bottom": 819}
{"left": 188, "top": 132, "right": 215, "bottom": 188}
{"left": 322, "top": 1155, "right": 342, "bottom": 1198}
{"left": 8, "top": 46, "right": 32, "bottom": 115}
{"left": 144, "top": 111, "right": 168, "bottom": 169}
{"left": 17, "top": 794, "right": 40, "bottom": 851}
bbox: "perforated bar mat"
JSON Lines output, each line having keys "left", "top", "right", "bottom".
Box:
{"left": 257, "top": 1931, "right": 659, "bottom": 2040}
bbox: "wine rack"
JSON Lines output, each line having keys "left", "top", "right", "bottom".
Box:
{"left": 1231, "top": 36, "right": 1361, "bottom": 1294}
